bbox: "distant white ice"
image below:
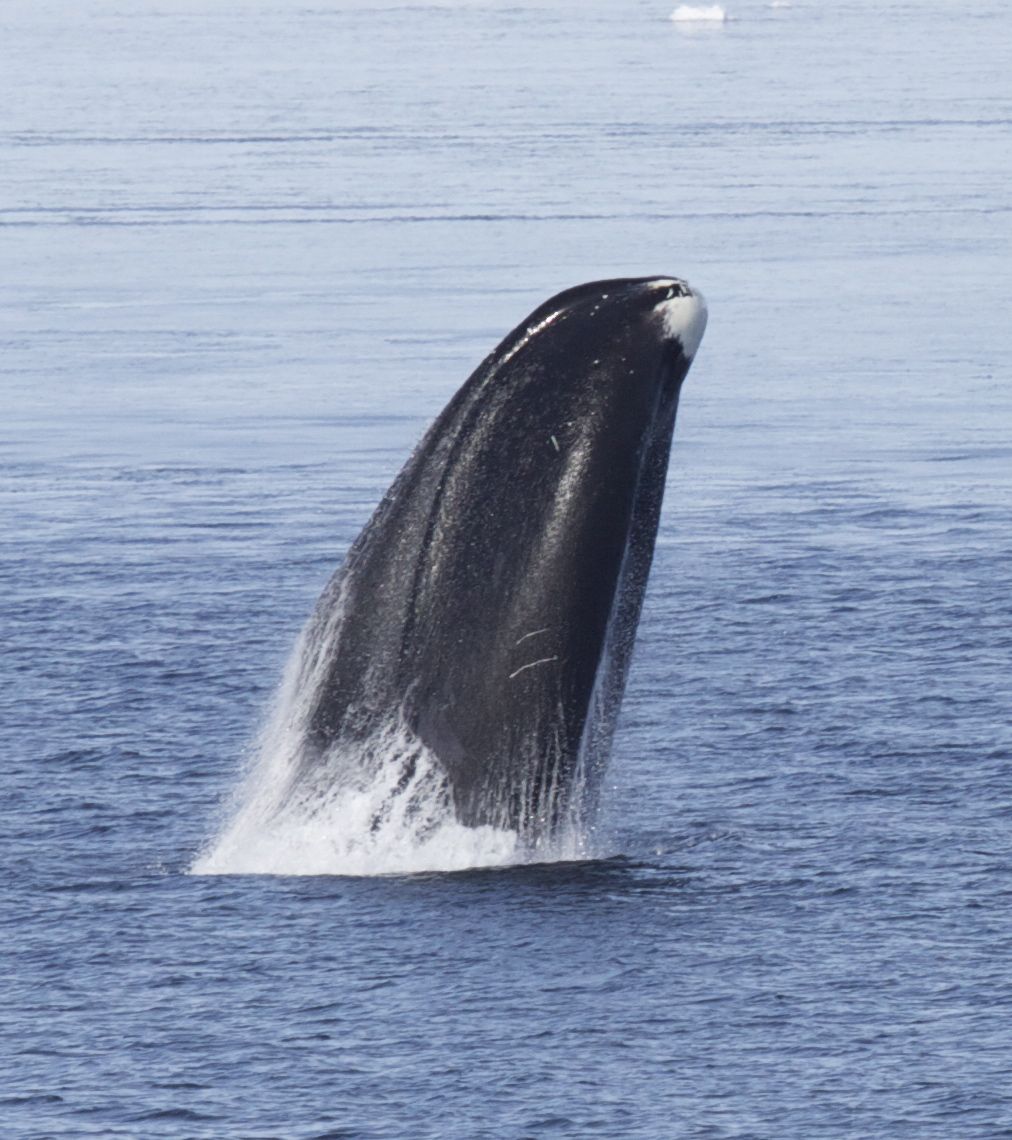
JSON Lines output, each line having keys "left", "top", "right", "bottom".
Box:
{"left": 669, "top": 4, "right": 728, "bottom": 22}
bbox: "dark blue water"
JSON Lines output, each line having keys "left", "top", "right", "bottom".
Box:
{"left": 3, "top": 0, "right": 1011, "bottom": 1135}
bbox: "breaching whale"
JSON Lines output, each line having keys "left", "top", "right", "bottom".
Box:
{"left": 284, "top": 276, "right": 706, "bottom": 848}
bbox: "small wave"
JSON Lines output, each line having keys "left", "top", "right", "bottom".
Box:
{"left": 670, "top": 4, "right": 728, "bottom": 22}
{"left": 129, "top": 1107, "right": 221, "bottom": 1123}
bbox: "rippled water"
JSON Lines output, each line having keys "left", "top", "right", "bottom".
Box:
{"left": 3, "top": 0, "right": 1011, "bottom": 1136}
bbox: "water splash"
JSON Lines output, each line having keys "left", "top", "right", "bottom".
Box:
{"left": 191, "top": 618, "right": 600, "bottom": 877}
{"left": 192, "top": 731, "right": 521, "bottom": 876}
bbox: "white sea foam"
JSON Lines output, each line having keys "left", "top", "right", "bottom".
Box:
{"left": 193, "top": 730, "right": 521, "bottom": 876}
{"left": 192, "top": 713, "right": 599, "bottom": 876}
{"left": 191, "top": 620, "right": 517, "bottom": 876}
{"left": 191, "top": 613, "right": 598, "bottom": 877}
{"left": 669, "top": 4, "right": 728, "bottom": 22}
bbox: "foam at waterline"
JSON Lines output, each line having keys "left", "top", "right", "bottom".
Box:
{"left": 193, "top": 723, "right": 602, "bottom": 876}
{"left": 192, "top": 731, "right": 518, "bottom": 876}
{"left": 670, "top": 4, "right": 728, "bottom": 22}
{"left": 191, "top": 612, "right": 599, "bottom": 876}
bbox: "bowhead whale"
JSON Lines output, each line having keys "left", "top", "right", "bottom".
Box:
{"left": 285, "top": 276, "right": 707, "bottom": 847}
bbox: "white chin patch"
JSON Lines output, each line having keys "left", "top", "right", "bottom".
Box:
{"left": 654, "top": 286, "right": 708, "bottom": 359}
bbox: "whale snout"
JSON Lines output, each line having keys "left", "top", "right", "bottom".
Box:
{"left": 651, "top": 278, "right": 708, "bottom": 360}
{"left": 658, "top": 278, "right": 691, "bottom": 299}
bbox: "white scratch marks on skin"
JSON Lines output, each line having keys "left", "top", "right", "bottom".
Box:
{"left": 515, "top": 627, "right": 550, "bottom": 646}
{"left": 550, "top": 434, "right": 560, "bottom": 452}
{"left": 508, "top": 655, "right": 559, "bottom": 680}
{"left": 497, "top": 309, "right": 564, "bottom": 368}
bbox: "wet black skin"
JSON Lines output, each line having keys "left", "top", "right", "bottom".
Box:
{"left": 296, "top": 277, "right": 703, "bottom": 839}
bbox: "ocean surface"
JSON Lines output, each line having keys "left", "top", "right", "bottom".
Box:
{"left": 3, "top": 0, "right": 1011, "bottom": 1135}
